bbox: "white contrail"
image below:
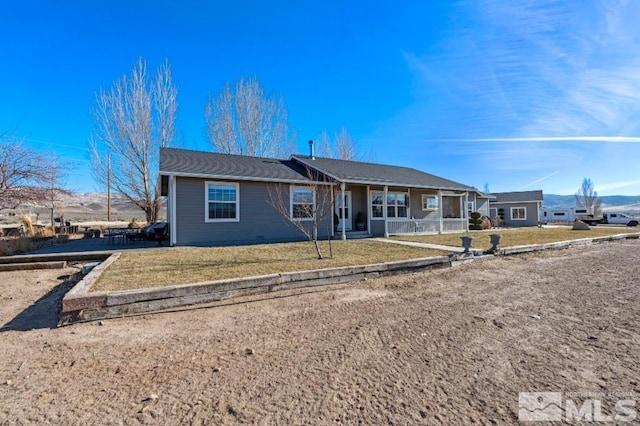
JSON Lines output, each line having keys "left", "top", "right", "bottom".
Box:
{"left": 519, "top": 170, "right": 561, "bottom": 190}
{"left": 466, "top": 136, "right": 640, "bottom": 143}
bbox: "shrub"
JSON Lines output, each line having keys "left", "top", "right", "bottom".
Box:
{"left": 18, "top": 215, "right": 34, "bottom": 236}
{"left": 0, "top": 237, "right": 33, "bottom": 256}
{"left": 469, "top": 211, "right": 483, "bottom": 230}
{"left": 482, "top": 217, "right": 492, "bottom": 229}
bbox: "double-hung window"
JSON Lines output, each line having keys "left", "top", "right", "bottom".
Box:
{"left": 371, "top": 192, "right": 384, "bottom": 218}
{"left": 511, "top": 207, "right": 526, "bottom": 220}
{"left": 387, "top": 193, "right": 408, "bottom": 218}
{"left": 371, "top": 191, "right": 409, "bottom": 219}
{"left": 291, "top": 186, "right": 314, "bottom": 220}
{"left": 206, "top": 182, "right": 239, "bottom": 222}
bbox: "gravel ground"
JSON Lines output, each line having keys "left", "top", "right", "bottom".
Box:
{"left": 1, "top": 240, "right": 639, "bottom": 424}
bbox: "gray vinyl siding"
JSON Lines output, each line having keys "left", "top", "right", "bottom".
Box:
{"left": 476, "top": 197, "right": 490, "bottom": 217}
{"left": 175, "top": 177, "right": 331, "bottom": 246}
{"left": 410, "top": 190, "right": 440, "bottom": 220}
{"left": 494, "top": 202, "right": 540, "bottom": 227}
{"left": 370, "top": 220, "right": 385, "bottom": 236}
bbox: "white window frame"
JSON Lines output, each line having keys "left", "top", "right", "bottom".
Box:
{"left": 467, "top": 200, "right": 475, "bottom": 213}
{"left": 422, "top": 194, "right": 439, "bottom": 211}
{"left": 371, "top": 191, "right": 384, "bottom": 220}
{"left": 205, "top": 181, "right": 240, "bottom": 223}
{"left": 386, "top": 191, "right": 409, "bottom": 219}
{"left": 511, "top": 207, "right": 527, "bottom": 220}
{"left": 290, "top": 186, "right": 315, "bottom": 221}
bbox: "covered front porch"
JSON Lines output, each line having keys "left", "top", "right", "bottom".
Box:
{"left": 332, "top": 183, "right": 469, "bottom": 239}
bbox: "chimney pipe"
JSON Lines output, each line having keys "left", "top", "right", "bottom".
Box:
{"left": 309, "top": 140, "right": 315, "bottom": 160}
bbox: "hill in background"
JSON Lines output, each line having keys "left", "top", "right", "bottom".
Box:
{"left": 543, "top": 194, "right": 640, "bottom": 212}
{"left": 0, "top": 192, "right": 166, "bottom": 225}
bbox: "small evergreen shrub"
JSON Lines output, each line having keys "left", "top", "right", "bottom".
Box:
{"left": 469, "top": 211, "right": 483, "bottom": 230}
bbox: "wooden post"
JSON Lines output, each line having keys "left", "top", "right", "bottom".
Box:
{"left": 107, "top": 154, "right": 111, "bottom": 222}
{"left": 383, "top": 185, "right": 389, "bottom": 237}
{"left": 438, "top": 190, "right": 443, "bottom": 234}
{"left": 341, "top": 182, "right": 346, "bottom": 240}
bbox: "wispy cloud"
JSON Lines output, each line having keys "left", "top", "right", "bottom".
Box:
{"left": 596, "top": 179, "right": 640, "bottom": 192}
{"left": 464, "top": 136, "right": 640, "bottom": 143}
{"left": 402, "top": 0, "right": 640, "bottom": 139}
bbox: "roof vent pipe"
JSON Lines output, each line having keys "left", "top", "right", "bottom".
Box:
{"left": 309, "top": 140, "right": 315, "bottom": 160}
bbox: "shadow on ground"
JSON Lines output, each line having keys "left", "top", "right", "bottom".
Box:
{"left": 0, "top": 273, "right": 81, "bottom": 332}
{"left": 28, "top": 237, "right": 164, "bottom": 255}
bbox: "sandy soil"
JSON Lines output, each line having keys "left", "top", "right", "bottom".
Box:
{"left": 1, "top": 241, "right": 639, "bottom": 424}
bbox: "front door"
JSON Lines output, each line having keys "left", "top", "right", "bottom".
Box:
{"left": 336, "top": 191, "right": 352, "bottom": 231}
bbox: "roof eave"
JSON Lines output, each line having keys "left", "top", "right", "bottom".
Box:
{"left": 159, "top": 170, "right": 334, "bottom": 186}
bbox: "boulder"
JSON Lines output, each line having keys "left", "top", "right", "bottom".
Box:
{"left": 572, "top": 220, "right": 590, "bottom": 230}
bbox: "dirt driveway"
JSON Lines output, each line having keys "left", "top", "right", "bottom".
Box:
{"left": 1, "top": 240, "right": 639, "bottom": 424}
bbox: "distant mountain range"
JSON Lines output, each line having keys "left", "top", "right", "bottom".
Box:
{"left": 544, "top": 194, "right": 640, "bottom": 212}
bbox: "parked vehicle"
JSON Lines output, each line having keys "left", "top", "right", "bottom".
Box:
{"left": 140, "top": 222, "right": 168, "bottom": 240}
{"left": 601, "top": 213, "right": 639, "bottom": 226}
{"left": 541, "top": 207, "right": 601, "bottom": 225}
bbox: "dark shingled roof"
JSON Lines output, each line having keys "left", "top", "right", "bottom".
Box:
{"left": 490, "top": 190, "right": 544, "bottom": 203}
{"left": 160, "top": 148, "right": 314, "bottom": 183}
{"left": 160, "top": 147, "right": 478, "bottom": 191}
{"left": 291, "top": 155, "right": 476, "bottom": 191}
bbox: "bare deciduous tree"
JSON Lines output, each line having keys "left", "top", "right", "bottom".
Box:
{"left": 268, "top": 166, "right": 334, "bottom": 259}
{"left": 575, "top": 177, "right": 602, "bottom": 217}
{"left": 90, "top": 58, "right": 177, "bottom": 223}
{"left": 0, "top": 132, "right": 53, "bottom": 209}
{"left": 205, "top": 76, "right": 294, "bottom": 158}
{"left": 314, "top": 127, "right": 370, "bottom": 161}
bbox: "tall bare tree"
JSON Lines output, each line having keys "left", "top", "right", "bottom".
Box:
{"left": 314, "top": 127, "right": 370, "bottom": 161}
{"left": 267, "top": 166, "right": 334, "bottom": 259}
{"left": 205, "top": 76, "right": 294, "bottom": 158}
{"left": 90, "top": 58, "right": 177, "bottom": 223}
{"left": 575, "top": 177, "right": 602, "bottom": 217}
{"left": 0, "top": 132, "right": 53, "bottom": 209}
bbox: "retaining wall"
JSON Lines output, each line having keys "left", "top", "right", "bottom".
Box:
{"left": 59, "top": 232, "right": 640, "bottom": 324}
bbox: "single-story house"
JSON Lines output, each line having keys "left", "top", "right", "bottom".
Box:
{"left": 160, "top": 146, "right": 490, "bottom": 246}
{"left": 489, "top": 190, "right": 543, "bottom": 227}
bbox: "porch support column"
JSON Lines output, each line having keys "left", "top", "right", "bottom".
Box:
{"left": 464, "top": 192, "right": 469, "bottom": 231}
{"left": 366, "top": 185, "right": 371, "bottom": 235}
{"left": 341, "top": 182, "right": 346, "bottom": 240}
{"left": 169, "top": 175, "right": 177, "bottom": 246}
{"left": 438, "top": 190, "right": 443, "bottom": 234}
{"left": 330, "top": 187, "right": 335, "bottom": 237}
{"left": 383, "top": 185, "right": 389, "bottom": 237}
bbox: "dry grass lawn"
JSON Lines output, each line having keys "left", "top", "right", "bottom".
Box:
{"left": 92, "top": 240, "right": 444, "bottom": 292}
{"left": 394, "top": 225, "right": 639, "bottom": 249}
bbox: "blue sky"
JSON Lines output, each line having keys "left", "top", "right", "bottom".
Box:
{"left": 2, "top": 0, "right": 640, "bottom": 196}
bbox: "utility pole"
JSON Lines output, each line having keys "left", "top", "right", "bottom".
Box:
{"left": 107, "top": 154, "right": 111, "bottom": 222}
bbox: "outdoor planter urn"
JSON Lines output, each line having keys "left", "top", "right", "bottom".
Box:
{"left": 460, "top": 235, "right": 473, "bottom": 254}
{"left": 489, "top": 234, "right": 501, "bottom": 253}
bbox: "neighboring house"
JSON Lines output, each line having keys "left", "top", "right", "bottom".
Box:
{"left": 160, "top": 146, "right": 488, "bottom": 246}
{"left": 489, "top": 190, "right": 543, "bottom": 227}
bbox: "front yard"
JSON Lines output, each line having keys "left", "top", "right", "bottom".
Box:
{"left": 91, "top": 240, "right": 445, "bottom": 292}
{"left": 393, "top": 225, "right": 638, "bottom": 249}
{"left": 90, "top": 226, "right": 640, "bottom": 293}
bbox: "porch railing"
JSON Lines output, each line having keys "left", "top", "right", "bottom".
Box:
{"left": 442, "top": 218, "right": 467, "bottom": 233}
{"left": 387, "top": 218, "right": 468, "bottom": 235}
